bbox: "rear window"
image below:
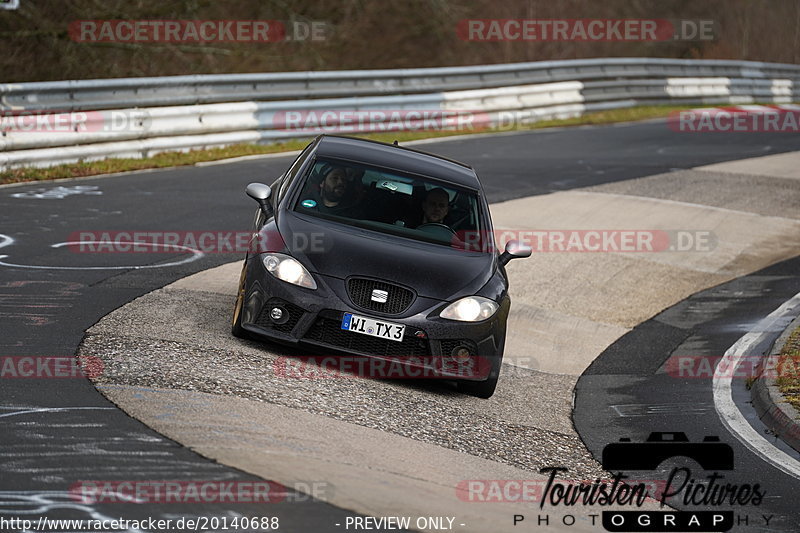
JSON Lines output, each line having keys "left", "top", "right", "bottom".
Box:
{"left": 293, "top": 158, "right": 490, "bottom": 251}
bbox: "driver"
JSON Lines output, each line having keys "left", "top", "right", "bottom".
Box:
{"left": 310, "top": 165, "right": 363, "bottom": 218}
{"left": 421, "top": 187, "right": 450, "bottom": 225}
{"left": 319, "top": 166, "right": 350, "bottom": 209}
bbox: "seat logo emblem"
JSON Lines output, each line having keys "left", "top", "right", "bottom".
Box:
{"left": 371, "top": 289, "right": 388, "bottom": 303}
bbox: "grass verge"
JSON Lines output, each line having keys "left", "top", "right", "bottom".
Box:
{"left": 1, "top": 105, "right": 689, "bottom": 185}
{"left": 776, "top": 325, "right": 800, "bottom": 413}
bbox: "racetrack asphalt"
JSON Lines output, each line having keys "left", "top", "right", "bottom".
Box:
{"left": 2, "top": 120, "right": 800, "bottom": 532}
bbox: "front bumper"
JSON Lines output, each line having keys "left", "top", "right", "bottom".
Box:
{"left": 239, "top": 257, "right": 508, "bottom": 381}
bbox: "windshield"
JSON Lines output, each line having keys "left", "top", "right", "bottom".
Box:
{"left": 293, "top": 157, "right": 490, "bottom": 251}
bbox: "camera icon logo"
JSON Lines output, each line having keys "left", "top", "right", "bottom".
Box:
{"left": 602, "top": 432, "right": 734, "bottom": 471}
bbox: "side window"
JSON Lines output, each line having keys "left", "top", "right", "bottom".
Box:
{"left": 277, "top": 144, "right": 313, "bottom": 204}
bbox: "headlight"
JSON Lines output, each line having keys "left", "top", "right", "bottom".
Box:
{"left": 440, "top": 296, "right": 498, "bottom": 322}
{"left": 262, "top": 253, "right": 317, "bottom": 289}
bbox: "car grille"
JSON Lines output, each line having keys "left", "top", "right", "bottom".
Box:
{"left": 347, "top": 278, "right": 414, "bottom": 315}
{"left": 254, "top": 299, "right": 305, "bottom": 334}
{"left": 304, "top": 311, "right": 430, "bottom": 357}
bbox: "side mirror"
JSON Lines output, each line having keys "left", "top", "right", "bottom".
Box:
{"left": 498, "top": 239, "right": 532, "bottom": 266}
{"left": 246, "top": 182, "right": 273, "bottom": 218}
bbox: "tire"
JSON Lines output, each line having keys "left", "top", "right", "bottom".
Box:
{"left": 231, "top": 260, "right": 249, "bottom": 339}
{"left": 457, "top": 347, "right": 503, "bottom": 399}
{"left": 457, "top": 373, "right": 499, "bottom": 399}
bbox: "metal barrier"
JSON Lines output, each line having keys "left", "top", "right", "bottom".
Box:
{"left": 1, "top": 58, "right": 798, "bottom": 170}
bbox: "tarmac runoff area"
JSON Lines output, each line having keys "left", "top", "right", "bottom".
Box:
{"left": 79, "top": 151, "right": 800, "bottom": 532}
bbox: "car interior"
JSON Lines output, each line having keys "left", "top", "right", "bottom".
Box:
{"left": 296, "top": 159, "right": 486, "bottom": 250}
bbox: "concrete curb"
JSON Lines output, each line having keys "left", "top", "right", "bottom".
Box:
{"left": 752, "top": 315, "right": 800, "bottom": 453}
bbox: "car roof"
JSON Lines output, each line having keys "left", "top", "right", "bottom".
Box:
{"left": 314, "top": 135, "right": 482, "bottom": 190}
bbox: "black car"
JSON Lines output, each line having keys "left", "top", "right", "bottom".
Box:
{"left": 231, "top": 135, "right": 530, "bottom": 397}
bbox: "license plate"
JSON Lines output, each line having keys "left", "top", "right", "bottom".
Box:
{"left": 341, "top": 313, "right": 405, "bottom": 342}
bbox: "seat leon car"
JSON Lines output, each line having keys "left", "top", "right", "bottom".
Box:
{"left": 231, "top": 135, "right": 530, "bottom": 398}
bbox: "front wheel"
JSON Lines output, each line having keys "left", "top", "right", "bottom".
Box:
{"left": 457, "top": 373, "right": 498, "bottom": 399}
{"left": 457, "top": 347, "right": 503, "bottom": 399}
{"left": 231, "top": 260, "right": 249, "bottom": 339}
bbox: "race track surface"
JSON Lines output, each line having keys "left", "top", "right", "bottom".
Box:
{"left": 2, "top": 121, "right": 799, "bottom": 532}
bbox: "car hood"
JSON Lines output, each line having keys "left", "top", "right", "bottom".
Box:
{"left": 278, "top": 213, "right": 496, "bottom": 300}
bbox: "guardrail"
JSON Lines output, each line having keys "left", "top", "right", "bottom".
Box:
{"left": 2, "top": 58, "right": 798, "bottom": 170}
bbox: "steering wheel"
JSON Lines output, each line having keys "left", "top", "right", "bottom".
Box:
{"left": 417, "top": 222, "right": 457, "bottom": 239}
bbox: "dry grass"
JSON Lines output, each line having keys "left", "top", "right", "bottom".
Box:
{"left": 776, "top": 326, "right": 800, "bottom": 412}
{"left": 2, "top": 0, "right": 799, "bottom": 82}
